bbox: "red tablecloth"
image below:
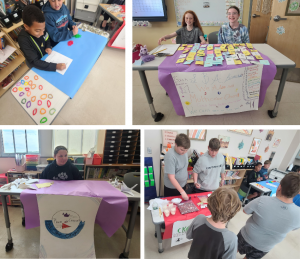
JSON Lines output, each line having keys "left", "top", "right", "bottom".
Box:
{"left": 161, "top": 192, "right": 212, "bottom": 239}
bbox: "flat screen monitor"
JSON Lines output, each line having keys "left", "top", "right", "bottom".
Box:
{"left": 132, "top": 0, "right": 168, "bottom": 22}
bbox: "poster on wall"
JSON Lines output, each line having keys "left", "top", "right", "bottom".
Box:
{"left": 162, "top": 130, "right": 177, "bottom": 147}
{"left": 219, "top": 135, "right": 230, "bottom": 148}
{"left": 265, "top": 130, "right": 274, "bottom": 141}
{"left": 249, "top": 138, "right": 262, "bottom": 155}
{"left": 273, "top": 138, "right": 281, "bottom": 148}
{"left": 228, "top": 129, "right": 253, "bottom": 136}
{"left": 188, "top": 130, "right": 207, "bottom": 141}
{"left": 285, "top": 0, "right": 300, "bottom": 16}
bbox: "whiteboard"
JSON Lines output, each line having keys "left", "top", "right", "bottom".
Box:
{"left": 174, "top": 0, "right": 243, "bottom": 27}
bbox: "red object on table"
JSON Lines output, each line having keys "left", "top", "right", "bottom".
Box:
{"left": 161, "top": 192, "right": 212, "bottom": 239}
{"left": 67, "top": 40, "right": 73, "bottom": 46}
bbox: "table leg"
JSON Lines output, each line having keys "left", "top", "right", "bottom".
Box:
{"left": 268, "top": 68, "right": 289, "bottom": 118}
{"left": 20, "top": 202, "right": 25, "bottom": 227}
{"left": 1, "top": 195, "right": 14, "bottom": 252}
{"left": 138, "top": 70, "right": 164, "bottom": 122}
{"left": 242, "top": 186, "right": 252, "bottom": 206}
{"left": 120, "top": 200, "right": 139, "bottom": 258}
{"left": 155, "top": 223, "right": 164, "bottom": 253}
{"left": 110, "top": 21, "right": 122, "bottom": 38}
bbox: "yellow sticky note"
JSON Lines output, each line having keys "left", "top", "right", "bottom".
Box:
{"left": 186, "top": 56, "right": 195, "bottom": 61}
{"left": 246, "top": 43, "right": 253, "bottom": 48}
{"left": 36, "top": 182, "right": 54, "bottom": 189}
{"left": 188, "top": 52, "right": 196, "bottom": 56}
{"left": 233, "top": 44, "right": 239, "bottom": 47}
{"left": 240, "top": 43, "right": 246, "bottom": 46}
{"left": 243, "top": 51, "right": 251, "bottom": 56}
{"left": 178, "top": 47, "right": 185, "bottom": 50}
{"left": 197, "top": 53, "right": 205, "bottom": 56}
{"left": 176, "top": 58, "right": 185, "bottom": 63}
{"left": 187, "top": 45, "right": 193, "bottom": 48}
{"left": 229, "top": 51, "right": 236, "bottom": 55}
{"left": 183, "top": 50, "right": 189, "bottom": 54}
{"left": 255, "top": 55, "right": 263, "bottom": 59}
{"left": 214, "top": 50, "right": 221, "bottom": 53}
{"left": 216, "top": 53, "right": 222, "bottom": 57}
{"left": 234, "top": 60, "right": 242, "bottom": 65}
{"left": 181, "top": 44, "right": 187, "bottom": 47}
{"left": 207, "top": 46, "right": 213, "bottom": 50}
{"left": 221, "top": 44, "right": 226, "bottom": 48}
{"left": 195, "top": 61, "right": 204, "bottom": 65}
{"left": 251, "top": 49, "right": 258, "bottom": 52}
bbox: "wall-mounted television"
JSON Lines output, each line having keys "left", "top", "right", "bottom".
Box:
{"left": 132, "top": 0, "right": 168, "bottom": 22}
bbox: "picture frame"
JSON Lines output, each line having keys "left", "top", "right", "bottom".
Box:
{"left": 269, "top": 151, "right": 276, "bottom": 161}
{"left": 249, "top": 138, "right": 262, "bottom": 155}
{"left": 162, "top": 130, "right": 177, "bottom": 147}
{"left": 285, "top": 0, "right": 300, "bottom": 16}
{"left": 265, "top": 130, "right": 274, "bottom": 141}
{"left": 228, "top": 129, "right": 253, "bottom": 136}
{"left": 273, "top": 138, "right": 281, "bottom": 148}
{"left": 188, "top": 130, "right": 207, "bottom": 141}
{"left": 218, "top": 135, "right": 230, "bottom": 148}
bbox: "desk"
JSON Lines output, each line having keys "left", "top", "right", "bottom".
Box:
{"left": 0, "top": 180, "right": 140, "bottom": 258}
{"left": 242, "top": 181, "right": 273, "bottom": 206}
{"left": 132, "top": 44, "right": 296, "bottom": 122}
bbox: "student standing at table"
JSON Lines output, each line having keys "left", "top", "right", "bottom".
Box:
{"left": 164, "top": 134, "right": 190, "bottom": 200}
{"left": 238, "top": 172, "right": 300, "bottom": 259}
{"left": 193, "top": 138, "right": 225, "bottom": 193}
{"left": 158, "top": 10, "right": 206, "bottom": 45}
{"left": 218, "top": 6, "right": 250, "bottom": 44}
{"left": 41, "top": 146, "right": 82, "bottom": 180}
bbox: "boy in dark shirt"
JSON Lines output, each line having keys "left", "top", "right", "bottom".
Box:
{"left": 246, "top": 162, "right": 263, "bottom": 200}
{"left": 186, "top": 187, "right": 241, "bottom": 259}
{"left": 18, "top": 5, "right": 66, "bottom": 71}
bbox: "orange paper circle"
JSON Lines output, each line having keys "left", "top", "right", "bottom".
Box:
{"left": 24, "top": 76, "right": 29, "bottom": 80}
{"left": 40, "top": 108, "right": 46, "bottom": 115}
{"left": 31, "top": 84, "right": 36, "bottom": 90}
{"left": 40, "top": 94, "right": 47, "bottom": 100}
{"left": 34, "top": 75, "right": 39, "bottom": 80}
{"left": 27, "top": 91, "right": 31, "bottom": 97}
{"left": 31, "top": 96, "right": 36, "bottom": 102}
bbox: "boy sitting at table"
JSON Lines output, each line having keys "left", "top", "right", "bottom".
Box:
{"left": 259, "top": 160, "right": 271, "bottom": 180}
{"left": 245, "top": 162, "right": 263, "bottom": 200}
{"left": 42, "top": 0, "right": 78, "bottom": 46}
{"left": 18, "top": 5, "right": 66, "bottom": 71}
{"left": 186, "top": 187, "right": 241, "bottom": 259}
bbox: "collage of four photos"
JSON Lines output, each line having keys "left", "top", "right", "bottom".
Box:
{"left": 0, "top": 0, "right": 300, "bottom": 259}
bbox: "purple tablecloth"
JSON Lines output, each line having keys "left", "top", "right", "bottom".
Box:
{"left": 20, "top": 180, "right": 128, "bottom": 237}
{"left": 158, "top": 45, "right": 277, "bottom": 116}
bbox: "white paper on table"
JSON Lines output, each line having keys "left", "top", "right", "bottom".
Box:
{"left": 111, "top": 24, "right": 125, "bottom": 48}
{"left": 226, "top": 58, "right": 235, "bottom": 65}
{"left": 238, "top": 53, "right": 246, "bottom": 59}
{"left": 230, "top": 54, "right": 239, "bottom": 59}
{"left": 179, "top": 54, "right": 187, "bottom": 58}
{"left": 250, "top": 61, "right": 261, "bottom": 65}
{"left": 44, "top": 51, "right": 73, "bottom": 75}
{"left": 147, "top": 198, "right": 169, "bottom": 211}
{"left": 251, "top": 52, "right": 260, "bottom": 56}
{"left": 246, "top": 56, "right": 255, "bottom": 60}
{"left": 149, "top": 44, "right": 180, "bottom": 55}
{"left": 0, "top": 45, "right": 16, "bottom": 63}
{"left": 241, "top": 58, "right": 250, "bottom": 64}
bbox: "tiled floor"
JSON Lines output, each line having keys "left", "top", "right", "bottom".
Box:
{"left": 133, "top": 71, "right": 300, "bottom": 125}
{"left": 0, "top": 47, "right": 125, "bottom": 125}
{"left": 144, "top": 206, "right": 300, "bottom": 259}
{"left": 0, "top": 205, "right": 140, "bottom": 258}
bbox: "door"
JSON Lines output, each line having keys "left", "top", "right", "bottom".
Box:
{"left": 249, "top": 0, "right": 272, "bottom": 43}
{"left": 267, "top": 0, "right": 300, "bottom": 68}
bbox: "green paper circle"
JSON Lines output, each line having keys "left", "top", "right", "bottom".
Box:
{"left": 21, "top": 98, "right": 26, "bottom": 104}
{"left": 49, "top": 108, "right": 56, "bottom": 115}
{"left": 40, "top": 117, "right": 48, "bottom": 124}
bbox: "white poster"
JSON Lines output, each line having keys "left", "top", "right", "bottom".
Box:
{"left": 171, "top": 65, "right": 263, "bottom": 117}
{"left": 11, "top": 70, "right": 70, "bottom": 125}
{"left": 37, "top": 194, "right": 102, "bottom": 258}
{"left": 171, "top": 219, "right": 194, "bottom": 247}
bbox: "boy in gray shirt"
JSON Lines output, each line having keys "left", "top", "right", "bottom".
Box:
{"left": 193, "top": 138, "right": 225, "bottom": 193}
{"left": 238, "top": 172, "right": 300, "bottom": 259}
{"left": 164, "top": 133, "right": 190, "bottom": 200}
{"left": 187, "top": 188, "right": 241, "bottom": 259}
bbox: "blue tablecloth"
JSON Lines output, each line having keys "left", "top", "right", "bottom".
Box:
{"left": 259, "top": 180, "right": 280, "bottom": 197}
{"left": 32, "top": 29, "right": 107, "bottom": 98}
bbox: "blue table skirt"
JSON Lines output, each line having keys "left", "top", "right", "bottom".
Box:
{"left": 33, "top": 29, "right": 107, "bottom": 98}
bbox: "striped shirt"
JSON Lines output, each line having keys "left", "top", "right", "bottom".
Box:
{"left": 218, "top": 23, "right": 250, "bottom": 44}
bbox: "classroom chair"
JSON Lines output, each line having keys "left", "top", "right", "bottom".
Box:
{"left": 176, "top": 35, "right": 182, "bottom": 44}
{"left": 124, "top": 172, "right": 140, "bottom": 193}
{"left": 208, "top": 31, "right": 219, "bottom": 44}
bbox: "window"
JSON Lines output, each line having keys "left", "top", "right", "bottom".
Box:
{"left": 53, "top": 130, "right": 97, "bottom": 155}
{"left": 1, "top": 130, "right": 40, "bottom": 155}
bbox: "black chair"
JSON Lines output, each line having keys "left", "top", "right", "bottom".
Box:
{"left": 208, "top": 31, "right": 219, "bottom": 44}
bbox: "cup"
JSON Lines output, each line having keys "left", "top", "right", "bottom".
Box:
{"left": 168, "top": 202, "right": 173, "bottom": 209}
{"left": 163, "top": 205, "right": 168, "bottom": 211}
{"left": 171, "top": 207, "right": 176, "bottom": 215}
{"left": 164, "top": 209, "right": 170, "bottom": 217}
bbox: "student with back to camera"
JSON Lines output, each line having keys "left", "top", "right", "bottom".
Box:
{"left": 18, "top": 5, "right": 66, "bottom": 71}
{"left": 158, "top": 10, "right": 206, "bottom": 45}
{"left": 40, "top": 146, "right": 82, "bottom": 180}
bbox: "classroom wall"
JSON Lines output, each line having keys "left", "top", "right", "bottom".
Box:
{"left": 133, "top": 0, "right": 250, "bottom": 50}
{"left": 144, "top": 129, "right": 298, "bottom": 194}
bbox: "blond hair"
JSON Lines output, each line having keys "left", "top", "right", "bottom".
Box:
{"left": 264, "top": 160, "right": 271, "bottom": 165}
{"left": 207, "top": 187, "right": 241, "bottom": 223}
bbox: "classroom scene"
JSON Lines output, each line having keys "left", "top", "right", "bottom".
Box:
{"left": 0, "top": 0, "right": 125, "bottom": 125}
{"left": 132, "top": 0, "right": 300, "bottom": 125}
{"left": 144, "top": 129, "right": 300, "bottom": 259}
{"left": 0, "top": 129, "right": 140, "bottom": 258}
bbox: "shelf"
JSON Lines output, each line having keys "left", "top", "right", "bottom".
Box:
{"left": 187, "top": 179, "right": 193, "bottom": 183}
{"left": 86, "top": 164, "right": 140, "bottom": 167}
{"left": 0, "top": 55, "right": 25, "bottom": 84}
{"left": 1, "top": 21, "right": 24, "bottom": 34}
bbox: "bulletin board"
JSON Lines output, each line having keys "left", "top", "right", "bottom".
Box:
{"left": 174, "top": 0, "right": 244, "bottom": 26}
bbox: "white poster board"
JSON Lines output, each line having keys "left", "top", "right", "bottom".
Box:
{"left": 171, "top": 219, "right": 194, "bottom": 247}
{"left": 162, "top": 130, "right": 177, "bottom": 147}
{"left": 37, "top": 194, "right": 102, "bottom": 258}
{"left": 172, "top": 65, "right": 263, "bottom": 117}
{"left": 112, "top": 25, "right": 125, "bottom": 48}
{"left": 11, "top": 70, "right": 70, "bottom": 125}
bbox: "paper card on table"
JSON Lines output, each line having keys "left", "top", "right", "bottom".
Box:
{"left": 201, "top": 44, "right": 207, "bottom": 47}
{"left": 178, "top": 47, "right": 185, "bottom": 50}
{"left": 214, "top": 50, "right": 221, "bottom": 54}
{"left": 251, "top": 52, "right": 260, "bottom": 56}
{"left": 215, "top": 53, "right": 222, "bottom": 57}
{"left": 204, "top": 61, "right": 213, "bottom": 67}
{"left": 234, "top": 60, "right": 242, "bottom": 65}
{"left": 242, "top": 50, "right": 251, "bottom": 56}
{"left": 199, "top": 48, "right": 206, "bottom": 50}
{"left": 179, "top": 54, "right": 187, "bottom": 58}
{"left": 233, "top": 44, "right": 239, "bottom": 47}
{"left": 195, "top": 56, "right": 204, "bottom": 61}
{"left": 45, "top": 51, "right": 73, "bottom": 75}
{"left": 230, "top": 54, "right": 239, "bottom": 59}
{"left": 176, "top": 58, "right": 185, "bottom": 63}
{"left": 246, "top": 56, "right": 255, "bottom": 60}
{"left": 241, "top": 58, "right": 250, "bottom": 64}
{"left": 207, "top": 46, "right": 213, "bottom": 50}
{"left": 222, "top": 52, "right": 230, "bottom": 55}
{"left": 183, "top": 60, "right": 193, "bottom": 64}
{"left": 216, "top": 56, "right": 224, "bottom": 61}
{"left": 207, "top": 50, "right": 214, "bottom": 54}
{"left": 183, "top": 50, "right": 189, "bottom": 54}
{"left": 187, "top": 45, "right": 193, "bottom": 47}
{"left": 238, "top": 53, "right": 246, "bottom": 59}
{"left": 36, "top": 182, "right": 53, "bottom": 188}
{"left": 246, "top": 43, "right": 253, "bottom": 48}
{"left": 214, "top": 44, "right": 221, "bottom": 47}
{"left": 221, "top": 44, "right": 227, "bottom": 48}
{"left": 214, "top": 47, "right": 221, "bottom": 50}
{"left": 184, "top": 47, "right": 191, "bottom": 51}
{"left": 250, "top": 61, "right": 261, "bottom": 65}
{"left": 195, "top": 61, "right": 204, "bottom": 65}
{"left": 212, "top": 60, "right": 222, "bottom": 65}
{"left": 206, "top": 54, "right": 214, "bottom": 57}
{"left": 259, "top": 60, "right": 270, "bottom": 65}
{"left": 226, "top": 58, "right": 235, "bottom": 65}
{"left": 229, "top": 51, "right": 236, "bottom": 55}
{"left": 240, "top": 43, "right": 246, "bottom": 46}
{"left": 206, "top": 57, "right": 214, "bottom": 62}
{"left": 190, "top": 50, "right": 197, "bottom": 53}
{"left": 188, "top": 52, "right": 196, "bottom": 56}
{"left": 181, "top": 44, "right": 187, "bottom": 47}
{"left": 235, "top": 48, "right": 241, "bottom": 52}
{"left": 255, "top": 55, "right": 263, "bottom": 60}
{"left": 197, "top": 53, "right": 205, "bottom": 56}
{"left": 251, "top": 49, "right": 258, "bottom": 52}
{"left": 171, "top": 65, "right": 263, "bottom": 117}
{"left": 186, "top": 56, "right": 195, "bottom": 61}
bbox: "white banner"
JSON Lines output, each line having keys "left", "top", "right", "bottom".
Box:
{"left": 171, "top": 219, "right": 194, "bottom": 247}
{"left": 172, "top": 65, "right": 263, "bottom": 117}
{"left": 37, "top": 194, "right": 102, "bottom": 258}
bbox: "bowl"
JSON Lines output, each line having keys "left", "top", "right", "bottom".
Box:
{"left": 171, "top": 198, "right": 182, "bottom": 204}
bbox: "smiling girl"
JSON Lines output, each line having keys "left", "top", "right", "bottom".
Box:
{"left": 218, "top": 6, "right": 250, "bottom": 44}
{"left": 40, "top": 146, "right": 82, "bottom": 180}
{"left": 158, "top": 10, "right": 206, "bottom": 45}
